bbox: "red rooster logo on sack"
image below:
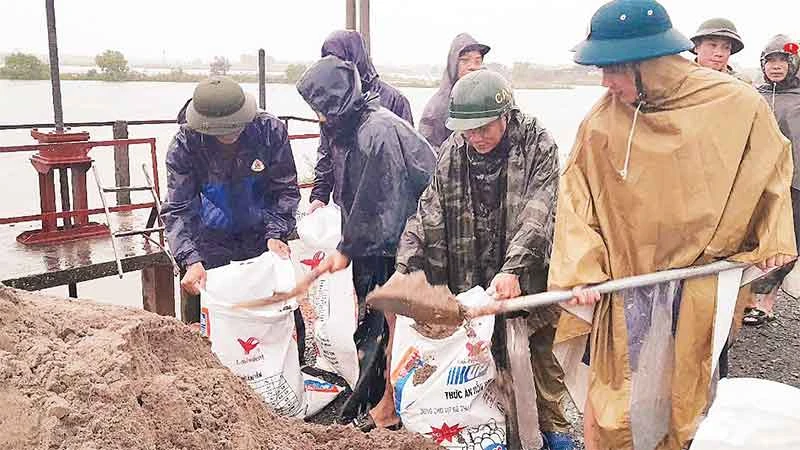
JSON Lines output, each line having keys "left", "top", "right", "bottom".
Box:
{"left": 237, "top": 337, "right": 260, "bottom": 355}
{"left": 300, "top": 251, "right": 325, "bottom": 269}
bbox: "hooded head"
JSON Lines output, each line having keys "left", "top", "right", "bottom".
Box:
{"left": 419, "top": 33, "right": 491, "bottom": 147}
{"left": 296, "top": 55, "right": 367, "bottom": 128}
{"left": 321, "top": 30, "right": 378, "bottom": 91}
{"left": 443, "top": 33, "right": 491, "bottom": 89}
{"left": 760, "top": 35, "right": 800, "bottom": 91}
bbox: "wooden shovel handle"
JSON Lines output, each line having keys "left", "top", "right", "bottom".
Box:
{"left": 233, "top": 267, "right": 326, "bottom": 309}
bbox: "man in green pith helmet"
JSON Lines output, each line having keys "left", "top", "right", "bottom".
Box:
{"left": 690, "top": 17, "right": 752, "bottom": 83}
{"left": 394, "top": 69, "right": 575, "bottom": 450}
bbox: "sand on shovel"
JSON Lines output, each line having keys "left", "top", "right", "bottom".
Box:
{"left": 366, "top": 272, "right": 465, "bottom": 327}
{"left": 0, "top": 285, "right": 439, "bottom": 450}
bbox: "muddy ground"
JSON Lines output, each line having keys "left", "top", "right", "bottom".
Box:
{"left": 0, "top": 286, "right": 439, "bottom": 450}
{"left": 729, "top": 290, "right": 800, "bottom": 386}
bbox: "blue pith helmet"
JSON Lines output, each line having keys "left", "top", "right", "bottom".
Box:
{"left": 573, "top": 0, "right": 693, "bottom": 66}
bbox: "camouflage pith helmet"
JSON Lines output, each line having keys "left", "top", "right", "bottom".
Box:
{"left": 690, "top": 17, "right": 744, "bottom": 55}
{"left": 446, "top": 69, "right": 513, "bottom": 131}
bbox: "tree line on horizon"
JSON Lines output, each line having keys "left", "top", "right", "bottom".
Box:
{"left": 0, "top": 49, "right": 607, "bottom": 88}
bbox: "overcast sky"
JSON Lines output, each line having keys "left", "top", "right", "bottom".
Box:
{"left": 1, "top": 0, "right": 797, "bottom": 68}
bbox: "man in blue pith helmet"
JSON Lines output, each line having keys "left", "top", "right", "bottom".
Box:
{"left": 551, "top": 0, "right": 796, "bottom": 449}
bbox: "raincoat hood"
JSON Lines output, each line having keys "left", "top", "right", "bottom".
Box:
{"left": 759, "top": 34, "right": 800, "bottom": 91}
{"left": 321, "top": 30, "right": 379, "bottom": 91}
{"left": 756, "top": 36, "right": 800, "bottom": 189}
{"left": 296, "top": 55, "right": 367, "bottom": 124}
{"left": 419, "top": 33, "right": 490, "bottom": 147}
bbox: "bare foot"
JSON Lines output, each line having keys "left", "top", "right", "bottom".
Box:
{"left": 369, "top": 392, "right": 400, "bottom": 428}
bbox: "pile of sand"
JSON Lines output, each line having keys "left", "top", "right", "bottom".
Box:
{"left": 0, "top": 286, "right": 439, "bottom": 450}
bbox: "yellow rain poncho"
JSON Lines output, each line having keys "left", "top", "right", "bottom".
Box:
{"left": 550, "top": 55, "right": 795, "bottom": 449}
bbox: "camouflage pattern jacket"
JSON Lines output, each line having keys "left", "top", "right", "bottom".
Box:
{"left": 396, "top": 109, "right": 561, "bottom": 330}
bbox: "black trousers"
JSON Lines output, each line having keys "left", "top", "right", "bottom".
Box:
{"left": 338, "top": 255, "right": 395, "bottom": 422}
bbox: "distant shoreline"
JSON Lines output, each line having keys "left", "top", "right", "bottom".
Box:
{"left": 1, "top": 73, "right": 594, "bottom": 90}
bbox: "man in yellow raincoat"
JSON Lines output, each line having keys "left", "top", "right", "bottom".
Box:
{"left": 550, "top": 0, "right": 797, "bottom": 449}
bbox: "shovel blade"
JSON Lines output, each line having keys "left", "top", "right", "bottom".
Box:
{"left": 366, "top": 272, "right": 465, "bottom": 325}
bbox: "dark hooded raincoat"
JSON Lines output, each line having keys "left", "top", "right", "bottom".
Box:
{"left": 297, "top": 55, "right": 436, "bottom": 418}
{"left": 310, "top": 30, "right": 414, "bottom": 206}
{"left": 751, "top": 35, "right": 800, "bottom": 293}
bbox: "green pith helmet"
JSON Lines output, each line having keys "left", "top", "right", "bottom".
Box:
{"left": 690, "top": 17, "right": 744, "bottom": 55}
{"left": 446, "top": 70, "right": 513, "bottom": 131}
{"left": 186, "top": 76, "right": 257, "bottom": 136}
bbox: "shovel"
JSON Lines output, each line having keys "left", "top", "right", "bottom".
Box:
{"left": 366, "top": 260, "right": 752, "bottom": 325}
{"left": 232, "top": 266, "right": 326, "bottom": 309}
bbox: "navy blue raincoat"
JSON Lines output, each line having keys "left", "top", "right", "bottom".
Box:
{"left": 161, "top": 113, "right": 300, "bottom": 269}
{"left": 311, "top": 30, "right": 415, "bottom": 206}
{"left": 297, "top": 55, "right": 434, "bottom": 259}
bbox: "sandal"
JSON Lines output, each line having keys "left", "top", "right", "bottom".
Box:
{"left": 743, "top": 309, "right": 776, "bottom": 326}
{"left": 352, "top": 412, "right": 402, "bottom": 432}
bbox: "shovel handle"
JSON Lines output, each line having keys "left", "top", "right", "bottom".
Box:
{"left": 233, "top": 266, "right": 326, "bottom": 309}
{"left": 468, "top": 260, "right": 750, "bottom": 318}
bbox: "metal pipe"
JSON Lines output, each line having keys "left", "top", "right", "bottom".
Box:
{"left": 258, "top": 49, "right": 266, "bottom": 110}
{"left": 0, "top": 203, "right": 155, "bottom": 225}
{"left": 142, "top": 164, "right": 180, "bottom": 275}
{"left": 45, "top": 0, "right": 64, "bottom": 131}
{"left": 113, "top": 120, "right": 131, "bottom": 205}
{"left": 346, "top": 0, "right": 357, "bottom": 29}
{"left": 148, "top": 140, "right": 161, "bottom": 199}
{"left": 58, "top": 168, "right": 72, "bottom": 229}
{"left": 91, "top": 165, "right": 124, "bottom": 278}
{"left": 358, "top": 0, "right": 370, "bottom": 54}
{"left": 0, "top": 115, "right": 318, "bottom": 131}
{"left": 469, "top": 260, "right": 751, "bottom": 318}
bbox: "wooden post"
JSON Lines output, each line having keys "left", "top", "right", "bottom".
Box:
{"left": 142, "top": 264, "right": 175, "bottom": 317}
{"left": 359, "top": 0, "right": 370, "bottom": 55}
{"left": 346, "top": 0, "right": 357, "bottom": 29}
{"left": 113, "top": 121, "right": 131, "bottom": 205}
{"left": 180, "top": 289, "right": 200, "bottom": 323}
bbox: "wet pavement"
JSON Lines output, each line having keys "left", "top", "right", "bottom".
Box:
{"left": 0, "top": 209, "right": 169, "bottom": 290}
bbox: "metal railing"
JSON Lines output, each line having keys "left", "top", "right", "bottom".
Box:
{"left": 0, "top": 116, "right": 320, "bottom": 225}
